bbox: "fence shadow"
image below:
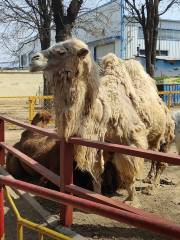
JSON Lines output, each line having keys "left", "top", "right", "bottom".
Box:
{"left": 72, "top": 224, "right": 171, "bottom": 240}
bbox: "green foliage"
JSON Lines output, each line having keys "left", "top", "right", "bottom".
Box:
{"left": 154, "top": 76, "right": 180, "bottom": 84}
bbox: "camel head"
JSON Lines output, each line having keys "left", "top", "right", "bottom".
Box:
{"left": 30, "top": 38, "right": 91, "bottom": 80}
{"left": 31, "top": 111, "right": 52, "bottom": 127}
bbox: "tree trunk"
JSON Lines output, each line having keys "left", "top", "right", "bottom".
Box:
{"left": 146, "top": 58, "right": 155, "bottom": 77}
{"left": 145, "top": 47, "right": 155, "bottom": 77}
{"left": 52, "top": 0, "right": 83, "bottom": 42}
{"left": 39, "top": 24, "right": 52, "bottom": 96}
{"left": 40, "top": 30, "right": 51, "bottom": 50}
{"left": 55, "top": 23, "right": 73, "bottom": 42}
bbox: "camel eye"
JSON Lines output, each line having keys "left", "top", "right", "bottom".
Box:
{"left": 57, "top": 50, "right": 66, "bottom": 55}
{"left": 55, "top": 47, "right": 67, "bottom": 55}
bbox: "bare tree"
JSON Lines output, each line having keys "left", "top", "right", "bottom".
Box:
{"left": 0, "top": 0, "right": 109, "bottom": 93}
{"left": 51, "top": 0, "right": 84, "bottom": 42}
{"left": 125, "top": 0, "right": 179, "bottom": 76}
{"left": 0, "top": 0, "right": 53, "bottom": 50}
{"left": 0, "top": 0, "right": 53, "bottom": 95}
{"left": 0, "top": 0, "right": 109, "bottom": 55}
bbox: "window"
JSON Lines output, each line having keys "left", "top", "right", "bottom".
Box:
{"left": 139, "top": 49, "right": 168, "bottom": 56}
{"left": 138, "top": 27, "right": 180, "bottom": 40}
{"left": 156, "top": 50, "right": 168, "bottom": 56}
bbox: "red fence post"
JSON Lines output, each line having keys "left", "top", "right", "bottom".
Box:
{"left": 60, "top": 140, "right": 73, "bottom": 227}
{"left": 0, "top": 120, "right": 5, "bottom": 166}
{"left": 0, "top": 185, "right": 4, "bottom": 240}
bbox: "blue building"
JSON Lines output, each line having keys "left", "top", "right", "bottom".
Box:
{"left": 136, "top": 56, "right": 180, "bottom": 77}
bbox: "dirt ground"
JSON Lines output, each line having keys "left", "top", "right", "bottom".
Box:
{"left": 3, "top": 128, "right": 180, "bottom": 240}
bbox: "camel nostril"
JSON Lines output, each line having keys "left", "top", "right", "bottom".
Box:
{"left": 32, "top": 54, "right": 41, "bottom": 61}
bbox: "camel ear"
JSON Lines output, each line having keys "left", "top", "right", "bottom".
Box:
{"left": 77, "top": 48, "right": 89, "bottom": 59}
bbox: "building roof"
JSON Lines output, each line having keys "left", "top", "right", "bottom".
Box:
{"left": 81, "top": 0, "right": 180, "bottom": 24}
{"left": 138, "top": 55, "right": 180, "bottom": 61}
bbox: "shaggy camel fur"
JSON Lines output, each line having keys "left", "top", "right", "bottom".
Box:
{"left": 6, "top": 111, "right": 93, "bottom": 189}
{"left": 30, "top": 38, "right": 149, "bottom": 200}
{"left": 124, "top": 58, "right": 175, "bottom": 184}
{"left": 6, "top": 111, "right": 119, "bottom": 193}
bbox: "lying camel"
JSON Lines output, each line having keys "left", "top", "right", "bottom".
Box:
{"left": 6, "top": 111, "right": 117, "bottom": 194}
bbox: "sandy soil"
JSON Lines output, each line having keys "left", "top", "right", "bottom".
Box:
{"left": 4, "top": 129, "right": 180, "bottom": 240}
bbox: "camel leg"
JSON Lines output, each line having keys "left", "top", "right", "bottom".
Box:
{"left": 112, "top": 153, "right": 141, "bottom": 201}
{"left": 125, "top": 181, "right": 136, "bottom": 201}
{"left": 154, "top": 162, "right": 167, "bottom": 186}
{"left": 142, "top": 160, "right": 167, "bottom": 195}
{"left": 143, "top": 160, "right": 156, "bottom": 183}
{"left": 153, "top": 142, "right": 169, "bottom": 186}
{"left": 92, "top": 149, "right": 104, "bottom": 193}
{"left": 92, "top": 179, "right": 102, "bottom": 193}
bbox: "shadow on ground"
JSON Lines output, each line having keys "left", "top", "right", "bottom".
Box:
{"left": 72, "top": 224, "right": 171, "bottom": 240}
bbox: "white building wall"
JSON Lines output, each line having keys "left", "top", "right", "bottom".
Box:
{"left": 115, "top": 39, "right": 121, "bottom": 57}
{"left": 76, "top": 1, "right": 180, "bottom": 60}
{"left": 75, "top": 0, "right": 121, "bottom": 43}
{"left": 125, "top": 23, "right": 139, "bottom": 59}
{"left": 137, "top": 18, "right": 180, "bottom": 58}
{"left": 160, "top": 19, "right": 180, "bottom": 30}
{"left": 74, "top": 0, "right": 123, "bottom": 60}
{"left": 138, "top": 39, "right": 180, "bottom": 58}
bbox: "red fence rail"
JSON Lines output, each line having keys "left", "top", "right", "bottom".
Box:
{"left": 0, "top": 115, "right": 180, "bottom": 239}
{"left": 1, "top": 176, "right": 180, "bottom": 239}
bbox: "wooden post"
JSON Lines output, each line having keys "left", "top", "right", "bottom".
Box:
{"left": 59, "top": 140, "right": 73, "bottom": 226}
{"left": 28, "top": 97, "right": 35, "bottom": 122}
{"left": 167, "top": 93, "right": 172, "bottom": 109}
{"left": 0, "top": 186, "right": 4, "bottom": 240}
{"left": 0, "top": 120, "right": 5, "bottom": 166}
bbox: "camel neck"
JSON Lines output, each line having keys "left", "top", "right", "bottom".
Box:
{"left": 53, "top": 61, "right": 100, "bottom": 140}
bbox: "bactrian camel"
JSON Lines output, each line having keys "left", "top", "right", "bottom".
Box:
{"left": 30, "top": 38, "right": 174, "bottom": 200}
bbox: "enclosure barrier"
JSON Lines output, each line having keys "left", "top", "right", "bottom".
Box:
{"left": 0, "top": 91, "right": 179, "bottom": 127}
{"left": 0, "top": 96, "right": 53, "bottom": 126}
{"left": 158, "top": 90, "right": 180, "bottom": 108}
{"left": 28, "top": 96, "right": 54, "bottom": 121}
{"left": 0, "top": 116, "right": 180, "bottom": 239}
{"left": 5, "top": 187, "right": 71, "bottom": 240}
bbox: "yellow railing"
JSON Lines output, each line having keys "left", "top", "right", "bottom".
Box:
{"left": 28, "top": 96, "right": 53, "bottom": 121}
{"left": 0, "top": 96, "right": 54, "bottom": 126}
{"left": 0, "top": 91, "right": 179, "bottom": 126}
{"left": 158, "top": 91, "right": 180, "bottom": 109}
{"left": 5, "top": 187, "right": 72, "bottom": 240}
{"left": 26, "top": 92, "right": 180, "bottom": 117}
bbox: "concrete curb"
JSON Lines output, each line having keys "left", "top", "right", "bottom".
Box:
{"left": 0, "top": 167, "right": 85, "bottom": 239}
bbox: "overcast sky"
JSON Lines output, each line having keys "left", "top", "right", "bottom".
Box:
{"left": 0, "top": 0, "right": 180, "bottom": 62}
{"left": 89, "top": 0, "right": 180, "bottom": 20}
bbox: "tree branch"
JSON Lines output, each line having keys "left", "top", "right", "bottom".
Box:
{"left": 67, "top": 0, "right": 83, "bottom": 24}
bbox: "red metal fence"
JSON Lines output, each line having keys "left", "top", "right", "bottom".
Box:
{"left": 0, "top": 115, "right": 180, "bottom": 239}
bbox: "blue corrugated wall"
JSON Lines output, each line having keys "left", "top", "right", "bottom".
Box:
{"left": 157, "top": 84, "right": 180, "bottom": 105}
